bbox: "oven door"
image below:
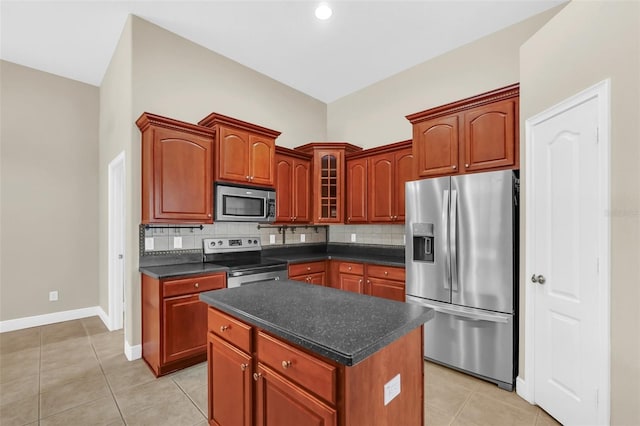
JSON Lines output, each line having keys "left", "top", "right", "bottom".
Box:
{"left": 215, "top": 184, "right": 275, "bottom": 222}
{"left": 227, "top": 268, "right": 288, "bottom": 288}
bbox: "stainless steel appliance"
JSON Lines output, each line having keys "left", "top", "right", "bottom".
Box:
{"left": 203, "top": 237, "right": 287, "bottom": 287}
{"left": 405, "top": 170, "right": 518, "bottom": 390}
{"left": 215, "top": 184, "right": 276, "bottom": 223}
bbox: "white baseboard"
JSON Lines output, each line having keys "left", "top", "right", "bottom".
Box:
{"left": 125, "top": 341, "right": 142, "bottom": 361}
{"left": 0, "top": 306, "right": 107, "bottom": 333}
{"left": 516, "top": 376, "right": 534, "bottom": 404}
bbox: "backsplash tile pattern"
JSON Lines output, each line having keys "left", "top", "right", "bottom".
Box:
{"left": 329, "top": 224, "right": 405, "bottom": 246}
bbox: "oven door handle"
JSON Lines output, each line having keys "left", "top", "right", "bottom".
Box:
{"left": 228, "top": 265, "right": 287, "bottom": 277}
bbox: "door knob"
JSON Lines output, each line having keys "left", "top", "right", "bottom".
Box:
{"left": 531, "top": 274, "right": 546, "bottom": 284}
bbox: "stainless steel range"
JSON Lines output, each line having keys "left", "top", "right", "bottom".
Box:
{"left": 203, "top": 237, "right": 287, "bottom": 288}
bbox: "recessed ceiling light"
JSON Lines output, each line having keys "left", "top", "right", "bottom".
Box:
{"left": 315, "top": 3, "right": 332, "bottom": 20}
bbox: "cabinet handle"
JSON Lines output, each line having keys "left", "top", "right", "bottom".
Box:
{"left": 220, "top": 325, "right": 230, "bottom": 332}
{"left": 465, "top": 163, "right": 469, "bottom": 168}
{"left": 253, "top": 372, "right": 262, "bottom": 381}
{"left": 240, "top": 363, "right": 248, "bottom": 371}
{"left": 194, "top": 282, "right": 199, "bottom": 288}
{"left": 452, "top": 165, "right": 457, "bottom": 170}
{"left": 281, "top": 360, "right": 292, "bottom": 369}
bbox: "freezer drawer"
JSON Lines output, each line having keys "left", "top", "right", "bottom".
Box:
{"left": 409, "top": 297, "right": 514, "bottom": 389}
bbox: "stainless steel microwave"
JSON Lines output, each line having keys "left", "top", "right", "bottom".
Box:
{"left": 215, "top": 184, "right": 276, "bottom": 222}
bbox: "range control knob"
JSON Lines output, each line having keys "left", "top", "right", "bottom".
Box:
{"left": 217, "top": 240, "right": 223, "bottom": 246}
{"left": 253, "top": 239, "right": 258, "bottom": 244}
{"left": 247, "top": 239, "right": 252, "bottom": 244}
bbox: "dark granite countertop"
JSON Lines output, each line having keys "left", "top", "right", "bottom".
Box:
{"left": 272, "top": 253, "right": 405, "bottom": 267}
{"left": 264, "top": 243, "right": 405, "bottom": 267}
{"left": 139, "top": 263, "right": 229, "bottom": 279}
{"left": 199, "top": 280, "right": 433, "bottom": 366}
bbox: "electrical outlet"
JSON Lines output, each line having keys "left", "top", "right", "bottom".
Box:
{"left": 145, "top": 237, "right": 154, "bottom": 250}
{"left": 351, "top": 233, "right": 357, "bottom": 242}
{"left": 49, "top": 291, "right": 58, "bottom": 302}
{"left": 269, "top": 234, "right": 276, "bottom": 244}
{"left": 173, "top": 236, "right": 182, "bottom": 249}
{"left": 403, "top": 234, "right": 406, "bottom": 245}
{"left": 384, "top": 374, "right": 401, "bottom": 406}
{"left": 300, "top": 234, "right": 306, "bottom": 242}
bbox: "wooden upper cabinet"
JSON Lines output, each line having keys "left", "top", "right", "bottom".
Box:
{"left": 199, "top": 113, "right": 280, "bottom": 187}
{"left": 295, "top": 143, "right": 362, "bottom": 224}
{"left": 137, "top": 113, "right": 215, "bottom": 224}
{"left": 463, "top": 98, "right": 516, "bottom": 172}
{"left": 407, "top": 84, "right": 519, "bottom": 178}
{"left": 275, "top": 147, "right": 311, "bottom": 223}
{"left": 346, "top": 157, "right": 368, "bottom": 223}
{"left": 394, "top": 148, "right": 414, "bottom": 222}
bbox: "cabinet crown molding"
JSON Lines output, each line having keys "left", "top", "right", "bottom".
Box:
{"left": 346, "top": 139, "right": 412, "bottom": 159}
{"left": 198, "top": 112, "right": 281, "bottom": 138}
{"left": 295, "top": 142, "right": 362, "bottom": 154}
{"left": 136, "top": 112, "right": 215, "bottom": 137}
{"left": 406, "top": 83, "right": 520, "bottom": 124}
{"left": 276, "top": 145, "right": 313, "bottom": 160}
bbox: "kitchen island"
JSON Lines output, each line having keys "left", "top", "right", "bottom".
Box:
{"left": 200, "top": 279, "right": 433, "bottom": 426}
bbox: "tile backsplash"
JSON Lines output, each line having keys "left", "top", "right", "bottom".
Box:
{"left": 141, "top": 222, "right": 405, "bottom": 255}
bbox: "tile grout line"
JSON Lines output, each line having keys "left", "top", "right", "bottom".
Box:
{"left": 171, "top": 374, "right": 208, "bottom": 420}
{"left": 86, "top": 321, "right": 128, "bottom": 426}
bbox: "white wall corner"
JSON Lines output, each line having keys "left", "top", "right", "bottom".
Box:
{"left": 0, "top": 306, "right": 103, "bottom": 333}
{"left": 516, "top": 376, "right": 534, "bottom": 404}
{"left": 125, "top": 341, "right": 142, "bottom": 361}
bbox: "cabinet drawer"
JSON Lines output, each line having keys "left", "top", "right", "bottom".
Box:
{"left": 366, "top": 264, "right": 405, "bottom": 281}
{"left": 338, "top": 261, "right": 364, "bottom": 275}
{"left": 163, "top": 273, "right": 226, "bottom": 298}
{"left": 289, "top": 261, "right": 325, "bottom": 277}
{"left": 257, "top": 331, "right": 337, "bottom": 404}
{"left": 208, "top": 308, "right": 252, "bottom": 353}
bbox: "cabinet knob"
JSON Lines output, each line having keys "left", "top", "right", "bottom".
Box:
{"left": 246, "top": 176, "right": 250, "bottom": 180}
{"left": 465, "top": 163, "right": 469, "bottom": 168}
{"left": 220, "top": 325, "right": 230, "bottom": 332}
{"left": 194, "top": 282, "right": 199, "bottom": 288}
{"left": 347, "top": 217, "right": 351, "bottom": 222}
{"left": 281, "top": 360, "right": 292, "bottom": 369}
{"left": 358, "top": 279, "right": 362, "bottom": 284}
{"left": 307, "top": 266, "right": 311, "bottom": 271}
{"left": 293, "top": 216, "right": 297, "bottom": 220}
{"left": 240, "top": 363, "right": 248, "bottom": 371}
{"left": 207, "top": 213, "right": 212, "bottom": 218}
{"left": 452, "top": 165, "right": 457, "bottom": 170}
{"left": 250, "top": 176, "right": 254, "bottom": 181}
{"left": 348, "top": 266, "right": 352, "bottom": 271}
{"left": 253, "top": 372, "right": 262, "bottom": 381}
{"left": 384, "top": 271, "right": 388, "bottom": 276}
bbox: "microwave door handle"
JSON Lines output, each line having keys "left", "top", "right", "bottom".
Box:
{"left": 450, "top": 189, "right": 458, "bottom": 292}
{"left": 442, "top": 189, "right": 450, "bottom": 290}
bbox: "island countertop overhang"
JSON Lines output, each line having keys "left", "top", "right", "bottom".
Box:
{"left": 199, "top": 280, "right": 434, "bottom": 366}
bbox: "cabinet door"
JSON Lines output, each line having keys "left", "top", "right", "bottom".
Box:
{"left": 338, "top": 273, "right": 364, "bottom": 294}
{"left": 394, "top": 148, "right": 414, "bottom": 222}
{"left": 314, "top": 150, "right": 343, "bottom": 223}
{"left": 151, "top": 128, "right": 213, "bottom": 222}
{"left": 463, "top": 99, "right": 516, "bottom": 172}
{"left": 346, "top": 158, "right": 368, "bottom": 223}
{"left": 249, "top": 134, "right": 276, "bottom": 186}
{"left": 209, "top": 334, "right": 253, "bottom": 426}
{"left": 163, "top": 294, "right": 208, "bottom": 364}
{"left": 275, "top": 154, "right": 294, "bottom": 222}
{"left": 413, "top": 115, "right": 460, "bottom": 178}
{"left": 218, "top": 125, "right": 250, "bottom": 183}
{"left": 368, "top": 153, "right": 394, "bottom": 222}
{"left": 307, "top": 272, "right": 326, "bottom": 286}
{"left": 255, "top": 364, "right": 336, "bottom": 426}
{"left": 367, "top": 277, "right": 405, "bottom": 302}
{"left": 292, "top": 159, "right": 311, "bottom": 223}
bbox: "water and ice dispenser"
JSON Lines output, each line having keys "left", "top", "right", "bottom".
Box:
{"left": 412, "top": 223, "right": 434, "bottom": 263}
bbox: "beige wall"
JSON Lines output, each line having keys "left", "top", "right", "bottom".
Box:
{"left": 520, "top": 1, "right": 640, "bottom": 424}
{"left": 0, "top": 61, "right": 99, "bottom": 321}
{"left": 98, "top": 18, "right": 133, "bottom": 337}
{"left": 326, "top": 7, "right": 562, "bottom": 148}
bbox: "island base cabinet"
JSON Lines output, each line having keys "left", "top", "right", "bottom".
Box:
{"left": 208, "top": 334, "right": 253, "bottom": 426}
{"left": 255, "top": 363, "right": 337, "bottom": 426}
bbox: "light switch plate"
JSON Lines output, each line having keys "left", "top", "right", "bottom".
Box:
{"left": 145, "top": 237, "right": 154, "bottom": 250}
{"left": 351, "top": 233, "right": 357, "bottom": 242}
{"left": 383, "top": 374, "right": 401, "bottom": 406}
{"left": 173, "top": 236, "right": 182, "bottom": 249}
{"left": 269, "top": 235, "right": 276, "bottom": 244}
{"left": 300, "top": 234, "right": 306, "bottom": 242}
{"left": 49, "top": 291, "right": 58, "bottom": 302}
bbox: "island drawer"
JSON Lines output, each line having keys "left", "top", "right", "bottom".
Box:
{"left": 367, "top": 264, "right": 405, "bottom": 281}
{"left": 163, "top": 273, "right": 226, "bottom": 298}
{"left": 289, "top": 261, "right": 326, "bottom": 276}
{"left": 208, "top": 308, "right": 252, "bottom": 353}
{"left": 257, "top": 331, "right": 337, "bottom": 404}
{"left": 338, "top": 261, "right": 364, "bottom": 275}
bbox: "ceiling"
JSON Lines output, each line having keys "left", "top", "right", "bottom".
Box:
{"left": 0, "top": 0, "right": 564, "bottom": 103}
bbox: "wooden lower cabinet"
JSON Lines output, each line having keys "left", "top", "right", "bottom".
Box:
{"left": 330, "top": 261, "right": 405, "bottom": 302}
{"left": 207, "top": 306, "right": 424, "bottom": 426}
{"left": 141, "top": 272, "right": 226, "bottom": 376}
{"left": 288, "top": 261, "right": 327, "bottom": 286}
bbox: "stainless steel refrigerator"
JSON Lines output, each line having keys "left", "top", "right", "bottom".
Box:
{"left": 405, "top": 170, "right": 518, "bottom": 390}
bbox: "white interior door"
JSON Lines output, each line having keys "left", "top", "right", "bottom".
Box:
{"left": 526, "top": 82, "right": 610, "bottom": 425}
{"left": 108, "top": 152, "right": 125, "bottom": 331}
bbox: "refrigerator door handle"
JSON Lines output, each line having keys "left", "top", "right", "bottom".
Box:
{"left": 442, "top": 189, "right": 450, "bottom": 290}
{"left": 450, "top": 189, "right": 459, "bottom": 292}
{"left": 406, "top": 296, "right": 510, "bottom": 324}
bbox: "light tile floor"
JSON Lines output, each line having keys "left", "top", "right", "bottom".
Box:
{"left": 0, "top": 317, "right": 561, "bottom": 426}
